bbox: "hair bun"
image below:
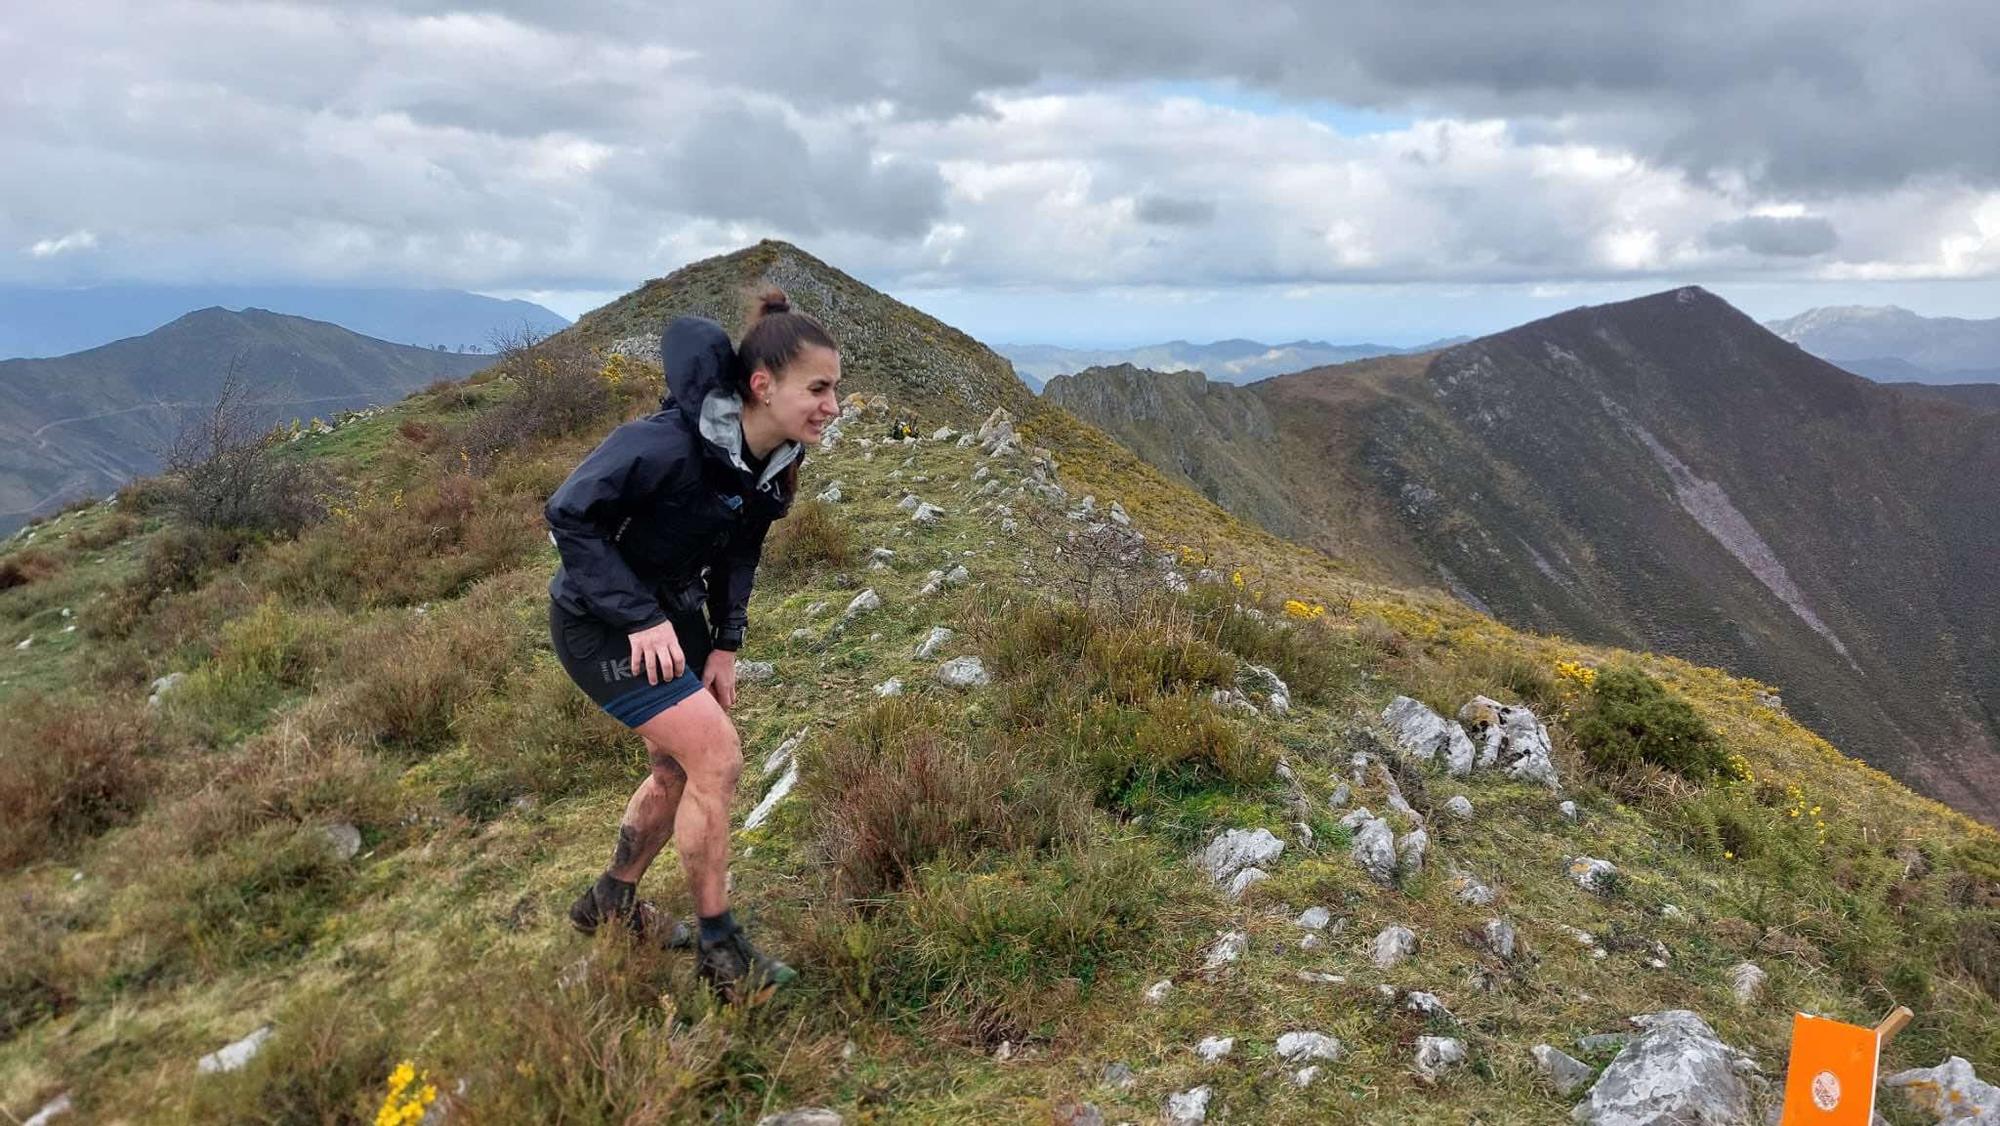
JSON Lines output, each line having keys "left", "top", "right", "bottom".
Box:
{"left": 761, "top": 295, "right": 790, "bottom": 315}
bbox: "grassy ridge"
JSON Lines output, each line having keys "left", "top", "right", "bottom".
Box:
{"left": 1, "top": 249, "right": 1996, "bottom": 1123}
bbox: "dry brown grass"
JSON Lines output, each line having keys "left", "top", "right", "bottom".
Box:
{"left": 760, "top": 497, "right": 854, "bottom": 580}
{"left": 0, "top": 692, "right": 159, "bottom": 866}
{"left": 0, "top": 547, "right": 60, "bottom": 592}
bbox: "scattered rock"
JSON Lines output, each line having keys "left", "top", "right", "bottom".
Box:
{"left": 1209, "top": 687, "right": 1260, "bottom": 716}
{"left": 1051, "top": 1100, "right": 1103, "bottom": 1126}
{"left": 1144, "top": 979, "right": 1174, "bottom": 1004}
{"left": 1483, "top": 918, "right": 1518, "bottom": 962}
{"left": 1165, "top": 1086, "right": 1212, "bottom": 1126}
{"left": 1195, "top": 1035, "right": 1235, "bottom": 1062}
{"left": 873, "top": 677, "right": 904, "bottom": 697}
{"left": 842, "top": 589, "right": 882, "bottom": 619}
{"left": 1396, "top": 827, "right": 1430, "bottom": 876}
{"left": 1372, "top": 924, "right": 1419, "bottom": 968}
{"left": 1352, "top": 818, "right": 1397, "bottom": 885}
{"left": 1296, "top": 906, "right": 1332, "bottom": 930}
{"left": 935, "top": 657, "right": 989, "bottom": 688}
{"left": 1297, "top": 971, "right": 1346, "bottom": 985}
{"left": 1532, "top": 1044, "right": 1596, "bottom": 1096}
{"left": 762, "top": 730, "right": 807, "bottom": 774}
{"left": 1239, "top": 663, "right": 1291, "bottom": 714}
{"left": 1885, "top": 1056, "right": 2000, "bottom": 1122}
{"left": 913, "top": 626, "right": 955, "bottom": 659}
{"left": 1458, "top": 696, "right": 1560, "bottom": 788}
{"left": 1293, "top": 1065, "right": 1321, "bottom": 1088}
{"left": 743, "top": 763, "right": 799, "bottom": 831}
{"left": 147, "top": 671, "right": 186, "bottom": 707}
{"left": 1567, "top": 857, "right": 1619, "bottom": 894}
{"left": 1415, "top": 1036, "right": 1468, "bottom": 1081}
{"left": 1729, "top": 962, "right": 1767, "bottom": 1004}
{"left": 1571, "top": 1010, "right": 1757, "bottom": 1126}
{"left": 1404, "top": 991, "right": 1454, "bottom": 1020}
{"left": 1108, "top": 501, "right": 1130, "bottom": 526}
{"left": 23, "top": 1093, "right": 72, "bottom": 1126}
{"left": 912, "top": 502, "right": 946, "bottom": 524}
{"left": 1225, "top": 867, "right": 1269, "bottom": 901}
{"left": 1202, "top": 931, "right": 1248, "bottom": 970}
{"left": 197, "top": 1025, "right": 274, "bottom": 1074}
{"left": 1450, "top": 869, "right": 1497, "bottom": 906}
{"left": 1443, "top": 795, "right": 1474, "bottom": 820}
{"left": 1276, "top": 1031, "right": 1343, "bottom": 1063}
{"left": 897, "top": 494, "right": 922, "bottom": 513}
{"left": 867, "top": 546, "right": 896, "bottom": 566}
{"left": 1559, "top": 800, "right": 1580, "bottom": 821}
{"left": 1337, "top": 806, "right": 1375, "bottom": 831}
{"left": 1100, "top": 1061, "right": 1137, "bottom": 1091}
{"left": 737, "top": 659, "right": 776, "bottom": 682}
{"left": 816, "top": 485, "right": 843, "bottom": 503}
{"left": 1197, "top": 827, "right": 1285, "bottom": 883}
{"left": 756, "top": 1111, "right": 843, "bottom": 1126}
{"left": 1380, "top": 696, "right": 1477, "bottom": 775}
{"left": 1330, "top": 782, "right": 1353, "bottom": 808}
{"left": 1298, "top": 933, "right": 1324, "bottom": 951}
{"left": 320, "top": 823, "right": 363, "bottom": 861}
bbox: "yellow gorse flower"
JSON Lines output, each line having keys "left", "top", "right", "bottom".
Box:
{"left": 376, "top": 1059, "right": 440, "bottom": 1126}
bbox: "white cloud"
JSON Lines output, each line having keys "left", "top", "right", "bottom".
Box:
{"left": 27, "top": 230, "right": 98, "bottom": 258}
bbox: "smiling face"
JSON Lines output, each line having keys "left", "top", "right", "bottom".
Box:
{"left": 748, "top": 342, "right": 842, "bottom": 446}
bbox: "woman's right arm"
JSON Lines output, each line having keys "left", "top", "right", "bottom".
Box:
{"left": 544, "top": 420, "right": 672, "bottom": 635}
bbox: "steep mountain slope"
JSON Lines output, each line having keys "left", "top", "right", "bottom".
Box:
{"left": 1884, "top": 381, "right": 2000, "bottom": 411}
{"left": 1057, "top": 289, "right": 2000, "bottom": 823}
{"left": 0, "top": 309, "right": 488, "bottom": 533}
{"left": 1768, "top": 304, "right": 2000, "bottom": 382}
{"left": 4, "top": 243, "right": 1998, "bottom": 1123}
{"left": 1005, "top": 337, "right": 1458, "bottom": 387}
{"left": 0, "top": 284, "right": 568, "bottom": 359}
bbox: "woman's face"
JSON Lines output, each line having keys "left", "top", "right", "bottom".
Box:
{"left": 751, "top": 343, "right": 842, "bottom": 445}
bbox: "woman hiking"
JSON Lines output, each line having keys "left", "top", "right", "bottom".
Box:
{"left": 544, "top": 286, "right": 839, "bottom": 1001}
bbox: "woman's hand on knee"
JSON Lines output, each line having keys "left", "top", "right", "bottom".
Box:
{"left": 702, "top": 650, "right": 737, "bottom": 711}
{"left": 628, "top": 619, "right": 686, "bottom": 684}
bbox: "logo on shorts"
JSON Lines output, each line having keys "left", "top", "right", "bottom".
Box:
{"left": 599, "top": 657, "right": 635, "bottom": 682}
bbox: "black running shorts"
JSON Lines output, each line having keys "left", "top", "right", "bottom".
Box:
{"left": 549, "top": 598, "right": 713, "bottom": 728}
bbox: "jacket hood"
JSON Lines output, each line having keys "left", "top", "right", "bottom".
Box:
{"left": 659, "top": 315, "right": 801, "bottom": 493}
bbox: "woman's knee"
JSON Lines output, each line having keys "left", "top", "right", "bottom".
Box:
{"left": 637, "top": 700, "right": 740, "bottom": 790}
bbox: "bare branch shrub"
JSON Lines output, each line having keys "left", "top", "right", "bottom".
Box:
{"left": 452, "top": 328, "right": 612, "bottom": 476}
{"left": 157, "top": 357, "right": 328, "bottom": 535}
{"left": 1013, "top": 500, "right": 1152, "bottom": 611}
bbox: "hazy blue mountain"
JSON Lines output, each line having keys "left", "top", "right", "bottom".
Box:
{"left": 1766, "top": 305, "right": 2000, "bottom": 383}
{"left": 0, "top": 308, "right": 490, "bottom": 533}
{"left": 0, "top": 284, "right": 568, "bottom": 359}
{"left": 1001, "top": 336, "right": 1464, "bottom": 389}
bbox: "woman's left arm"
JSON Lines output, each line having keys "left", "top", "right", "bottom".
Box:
{"left": 706, "top": 514, "right": 774, "bottom": 654}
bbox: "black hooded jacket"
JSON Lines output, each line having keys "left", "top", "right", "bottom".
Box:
{"left": 544, "top": 317, "right": 802, "bottom": 650}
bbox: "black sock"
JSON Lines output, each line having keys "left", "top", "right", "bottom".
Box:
{"left": 698, "top": 909, "right": 737, "bottom": 945}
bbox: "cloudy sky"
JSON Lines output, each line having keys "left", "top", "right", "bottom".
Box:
{"left": 7, "top": 1, "right": 1999, "bottom": 345}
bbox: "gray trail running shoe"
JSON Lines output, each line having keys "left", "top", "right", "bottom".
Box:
{"left": 567, "top": 878, "right": 693, "bottom": 950}
{"left": 698, "top": 927, "right": 798, "bottom": 1003}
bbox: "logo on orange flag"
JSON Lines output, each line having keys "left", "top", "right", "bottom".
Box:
{"left": 1780, "top": 1013, "right": 1881, "bottom": 1125}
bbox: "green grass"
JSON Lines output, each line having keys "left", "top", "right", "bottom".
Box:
{"left": 1, "top": 271, "right": 1997, "bottom": 1123}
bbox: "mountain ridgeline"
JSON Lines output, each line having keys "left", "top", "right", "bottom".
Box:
{"left": 0, "top": 308, "right": 489, "bottom": 533}
{"left": 1051, "top": 287, "right": 2000, "bottom": 823}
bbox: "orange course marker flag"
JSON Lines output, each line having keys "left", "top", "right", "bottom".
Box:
{"left": 1779, "top": 1013, "right": 1882, "bottom": 1125}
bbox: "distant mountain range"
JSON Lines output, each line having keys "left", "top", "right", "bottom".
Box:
{"left": 1051, "top": 288, "right": 2000, "bottom": 823}
{"left": 1766, "top": 305, "right": 2000, "bottom": 384}
{"left": 0, "top": 308, "right": 490, "bottom": 533}
{"left": 0, "top": 284, "right": 568, "bottom": 359}
{"left": 1000, "top": 336, "right": 1465, "bottom": 390}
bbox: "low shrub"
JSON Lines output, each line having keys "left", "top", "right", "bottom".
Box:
{"left": 761, "top": 497, "right": 854, "bottom": 580}
{"left": 452, "top": 334, "right": 612, "bottom": 475}
{"left": 800, "top": 698, "right": 1091, "bottom": 898}
{"left": 86, "top": 524, "right": 249, "bottom": 634}
{"left": 1571, "top": 664, "right": 1727, "bottom": 779}
{"left": 0, "top": 547, "right": 60, "bottom": 591}
{"left": 0, "top": 692, "right": 157, "bottom": 865}
{"left": 180, "top": 985, "right": 395, "bottom": 1124}
{"left": 69, "top": 511, "right": 140, "bottom": 551}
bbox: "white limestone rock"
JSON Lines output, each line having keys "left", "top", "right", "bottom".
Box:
{"left": 1567, "top": 857, "right": 1620, "bottom": 894}
{"left": 1196, "top": 827, "right": 1285, "bottom": 883}
{"left": 1532, "top": 1044, "right": 1596, "bottom": 1097}
{"left": 1396, "top": 827, "right": 1430, "bottom": 876}
{"left": 1195, "top": 1035, "right": 1235, "bottom": 1062}
{"left": 1380, "top": 696, "right": 1478, "bottom": 775}
{"left": 1484, "top": 918, "right": 1518, "bottom": 962}
{"left": 1352, "top": 817, "right": 1397, "bottom": 885}
{"left": 1329, "top": 782, "right": 1353, "bottom": 809}
{"left": 320, "top": 823, "right": 363, "bottom": 861}
{"left": 911, "top": 502, "right": 946, "bottom": 525}
{"left": 1144, "top": 979, "right": 1174, "bottom": 1005}
{"left": 1276, "top": 1031, "right": 1343, "bottom": 1064}
{"left": 913, "top": 626, "right": 955, "bottom": 659}
{"left": 873, "top": 677, "right": 904, "bottom": 697}
{"left": 757, "top": 1111, "right": 843, "bottom": 1126}
{"left": 1450, "top": 869, "right": 1497, "bottom": 907}
{"left": 1165, "top": 1086, "right": 1212, "bottom": 1126}
{"left": 1372, "top": 924, "right": 1419, "bottom": 969}
{"left": 743, "top": 763, "right": 799, "bottom": 830}
{"left": 1202, "top": 931, "right": 1248, "bottom": 971}
{"left": 842, "top": 589, "right": 882, "bottom": 619}
{"left": 1730, "top": 962, "right": 1767, "bottom": 1004}
{"left": 197, "top": 1025, "right": 274, "bottom": 1074}
{"left": 1885, "top": 1056, "right": 2000, "bottom": 1122}
{"left": 737, "top": 659, "right": 776, "bottom": 682}
{"left": 1570, "top": 1011, "right": 1757, "bottom": 1126}
{"left": 1560, "top": 800, "right": 1580, "bottom": 821}
{"left": 1459, "top": 695, "right": 1561, "bottom": 789}
{"left": 147, "top": 671, "right": 186, "bottom": 707}
{"left": 23, "top": 1093, "right": 72, "bottom": 1126}
{"left": 1415, "top": 1036, "right": 1468, "bottom": 1081}
{"left": 1225, "top": 867, "right": 1269, "bottom": 901}
{"left": 936, "top": 657, "right": 989, "bottom": 688}
{"left": 1296, "top": 906, "right": 1332, "bottom": 930}
{"left": 1444, "top": 795, "right": 1474, "bottom": 820}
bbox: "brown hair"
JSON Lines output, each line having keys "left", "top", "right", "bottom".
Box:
{"left": 737, "top": 285, "right": 837, "bottom": 394}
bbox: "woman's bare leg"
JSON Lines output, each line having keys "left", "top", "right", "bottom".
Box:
{"left": 604, "top": 743, "right": 686, "bottom": 883}
{"left": 633, "top": 690, "right": 742, "bottom": 918}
